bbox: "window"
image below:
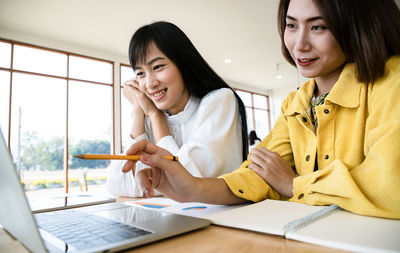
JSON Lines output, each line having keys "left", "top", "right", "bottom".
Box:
{"left": 235, "top": 89, "right": 271, "bottom": 140}
{"left": 120, "top": 64, "right": 136, "bottom": 153}
{"left": 1, "top": 40, "right": 114, "bottom": 200}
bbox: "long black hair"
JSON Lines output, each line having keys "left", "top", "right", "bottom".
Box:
{"left": 128, "top": 21, "right": 248, "bottom": 161}
{"left": 278, "top": 0, "right": 400, "bottom": 84}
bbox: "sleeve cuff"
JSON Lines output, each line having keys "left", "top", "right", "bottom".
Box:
{"left": 219, "top": 165, "right": 280, "bottom": 202}
{"left": 156, "top": 135, "right": 180, "bottom": 155}
{"left": 290, "top": 173, "right": 313, "bottom": 203}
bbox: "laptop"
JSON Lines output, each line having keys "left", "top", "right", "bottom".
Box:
{"left": 0, "top": 132, "right": 210, "bottom": 252}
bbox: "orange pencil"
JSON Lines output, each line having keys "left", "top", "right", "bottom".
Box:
{"left": 73, "top": 154, "right": 178, "bottom": 161}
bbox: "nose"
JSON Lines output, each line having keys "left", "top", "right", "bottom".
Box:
{"left": 294, "top": 28, "right": 311, "bottom": 52}
{"left": 145, "top": 73, "right": 159, "bottom": 91}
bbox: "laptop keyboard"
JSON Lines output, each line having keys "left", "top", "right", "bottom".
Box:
{"left": 34, "top": 209, "right": 153, "bottom": 250}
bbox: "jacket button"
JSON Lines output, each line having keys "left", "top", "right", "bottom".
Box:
{"left": 324, "top": 109, "right": 329, "bottom": 114}
{"left": 239, "top": 189, "right": 244, "bottom": 194}
{"left": 325, "top": 155, "right": 329, "bottom": 160}
{"left": 298, "top": 193, "right": 304, "bottom": 199}
{"left": 305, "top": 155, "right": 310, "bottom": 161}
{"left": 302, "top": 117, "right": 307, "bottom": 122}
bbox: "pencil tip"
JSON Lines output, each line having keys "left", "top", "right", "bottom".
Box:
{"left": 74, "top": 155, "right": 83, "bottom": 159}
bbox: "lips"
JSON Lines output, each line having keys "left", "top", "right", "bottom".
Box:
{"left": 150, "top": 88, "right": 167, "bottom": 101}
{"left": 297, "top": 58, "right": 317, "bottom": 66}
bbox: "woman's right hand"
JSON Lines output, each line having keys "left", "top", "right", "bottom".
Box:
{"left": 123, "top": 79, "right": 160, "bottom": 118}
{"left": 122, "top": 140, "right": 198, "bottom": 201}
{"left": 122, "top": 79, "right": 142, "bottom": 109}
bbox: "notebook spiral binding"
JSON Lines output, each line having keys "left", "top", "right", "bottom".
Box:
{"left": 283, "top": 205, "right": 340, "bottom": 234}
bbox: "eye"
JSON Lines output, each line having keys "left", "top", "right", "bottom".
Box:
{"left": 311, "top": 25, "right": 327, "bottom": 31}
{"left": 135, "top": 71, "right": 144, "bottom": 78}
{"left": 153, "top": 64, "right": 165, "bottom": 71}
{"left": 286, "top": 23, "right": 296, "bottom": 29}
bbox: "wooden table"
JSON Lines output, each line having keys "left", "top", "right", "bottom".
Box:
{"left": 0, "top": 221, "right": 348, "bottom": 253}
{"left": 0, "top": 197, "right": 350, "bottom": 252}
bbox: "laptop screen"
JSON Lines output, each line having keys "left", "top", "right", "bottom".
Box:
{"left": 0, "top": 131, "right": 48, "bottom": 252}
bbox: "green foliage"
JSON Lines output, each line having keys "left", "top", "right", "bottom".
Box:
{"left": 69, "top": 139, "right": 111, "bottom": 169}
{"left": 20, "top": 132, "right": 64, "bottom": 171}
{"left": 19, "top": 131, "right": 111, "bottom": 171}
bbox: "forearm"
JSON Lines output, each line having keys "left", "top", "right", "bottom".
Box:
{"left": 189, "top": 177, "right": 248, "bottom": 205}
{"left": 130, "top": 108, "right": 145, "bottom": 139}
{"left": 148, "top": 111, "right": 171, "bottom": 143}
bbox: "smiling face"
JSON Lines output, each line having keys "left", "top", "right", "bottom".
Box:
{"left": 284, "top": 0, "right": 346, "bottom": 87}
{"left": 134, "top": 41, "right": 190, "bottom": 115}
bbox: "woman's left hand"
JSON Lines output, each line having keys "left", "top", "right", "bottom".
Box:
{"left": 248, "top": 147, "right": 296, "bottom": 198}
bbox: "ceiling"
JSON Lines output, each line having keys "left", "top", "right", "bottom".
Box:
{"left": 0, "top": 0, "right": 302, "bottom": 92}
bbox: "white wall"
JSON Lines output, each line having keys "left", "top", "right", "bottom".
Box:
{"left": 269, "top": 73, "right": 309, "bottom": 127}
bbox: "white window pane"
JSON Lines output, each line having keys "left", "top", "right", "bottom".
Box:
{"left": 121, "top": 65, "right": 135, "bottom": 84}
{"left": 68, "top": 81, "right": 113, "bottom": 193}
{"left": 120, "top": 65, "right": 135, "bottom": 152}
{"left": 253, "top": 94, "right": 268, "bottom": 109}
{"left": 10, "top": 73, "right": 66, "bottom": 198}
{"left": 236, "top": 90, "right": 252, "bottom": 107}
{"left": 0, "top": 42, "right": 11, "bottom": 68}
{"left": 69, "top": 56, "right": 113, "bottom": 84}
{"left": 0, "top": 70, "right": 10, "bottom": 139}
{"left": 121, "top": 95, "right": 133, "bottom": 153}
{"left": 13, "top": 45, "right": 67, "bottom": 77}
{"left": 246, "top": 107, "right": 253, "bottom": 132}
{"left": 254, "top": 109, "right": 270, "bottom": 139}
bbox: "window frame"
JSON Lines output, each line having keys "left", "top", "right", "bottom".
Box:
{"left": 234, "top": 88, "right": 271, "bottom": 135}
{"left": 0, "top": 38, "right": 115, "bottom": 193}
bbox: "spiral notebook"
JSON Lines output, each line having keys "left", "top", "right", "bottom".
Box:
{"left": 206, "top": 199, "right": 400, "bottom": 253}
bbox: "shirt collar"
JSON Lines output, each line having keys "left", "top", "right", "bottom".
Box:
{"left": 285, "top": 62, "right": 361, "bottom": 116}
{"left": 164, "top": 94, "right": 200, "bottom": 125}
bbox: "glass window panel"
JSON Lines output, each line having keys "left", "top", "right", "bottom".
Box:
{"left": 253, "top": 94, "right": 268, "bottom": 109}
{"left": 69, "top": 56, "right": 113, "bottom": 84}
{"left": 236, "top": 90, "right": 252, "bottom": 107}
{"left": 254, "top": 109, "right": 270, "bottom": 140}
{"left": 68, "top": 80, "right": 113, "bottom": 193}
{"left": 0, "top": 41, "right": 11, "bottom": 68}
{"left": 246, "top": 107, "right": 254, "bottom": 133}
{"left": 13, "top": 45, "right": 67, "bottom": 77}
{"left": 10, "top": 73, "right": 66, "bottom": 199}
{"left": 0, "top": 70, "right": 10, "bottom": 140}
{"left": 121, "top": 65, "right": 135, "bottom": 85}
{"left": 120, "top": 65, "right": 135, "bottom": 152}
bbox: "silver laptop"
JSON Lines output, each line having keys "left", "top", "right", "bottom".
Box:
{"left": 0, "top": 132, "right": 210, "bottom": 252}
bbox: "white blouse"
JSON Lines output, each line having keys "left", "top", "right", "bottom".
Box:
{"left": 107, "top": 88, "right": 243, "bottom": 197}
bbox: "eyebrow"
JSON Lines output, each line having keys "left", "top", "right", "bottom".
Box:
{"left": 134, "top": 56, "right": 166, "bottom": 70}
{"left": 286, "top": 15, "right": 324, "bottom": 22}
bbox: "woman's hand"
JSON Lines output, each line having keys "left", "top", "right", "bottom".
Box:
{"left": 122, "top": 140, "right": 197, "bottom": 201}
{"left": 123, "top": 79, "right": 160, "bottom": 117}
{"left": 248, "top": 147, "right": 296, "bottom": 198}
{"left": 122, "top": 79, "right": 142, "bottom": 109}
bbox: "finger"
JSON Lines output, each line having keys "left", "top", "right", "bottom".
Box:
{"left": 140, "top": 153, "right": 180, "bottom": 175}
{"left": 250, "top": 152, "right": 270, "bottom": 168}
{"left": 122, "top": 160, "right": 136, "bottom": 173}
{"left": 123, "top": 78, "right": 138, "bottom": 86}
{"left": 248, "top": 163, "right": 265, "bottom": 178}
{"left": 254, "top": 147, "right": 279, "bottom": 159}
{"left": 136, "top": 169, "right": 154, "bottom": 198}
{"left": 126, "top": 140, "right": 166, "bottom": 156}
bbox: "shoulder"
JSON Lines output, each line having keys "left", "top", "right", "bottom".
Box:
{"left": 203, "top": 88, "right": 235, "bottom": 100}
{"left": 200, "top": 88, "right": 236, "bottom": 105}
{"left": 281, "top": 80, "right": 314, "bottom": 115}
{"left": 370, "top": 55, "right": 400, "bottom": 96}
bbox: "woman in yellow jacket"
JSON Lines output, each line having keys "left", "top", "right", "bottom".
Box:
{"left": 122, "top": 0, "right": 400, "bottom": 219}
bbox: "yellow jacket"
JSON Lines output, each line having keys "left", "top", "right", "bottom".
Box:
{"left": 221, "top": 55, "right": 400, "bottom": 219}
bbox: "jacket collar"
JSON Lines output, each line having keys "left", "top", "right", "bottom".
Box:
{"left": 285, "top": 62, "right": 362, "bottom": 116}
